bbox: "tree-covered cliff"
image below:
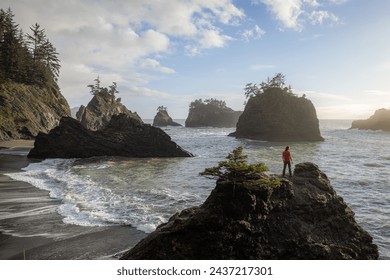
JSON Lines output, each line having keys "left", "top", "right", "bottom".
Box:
{"left": 0, "top": 8, "right": 70, "bottom": 140}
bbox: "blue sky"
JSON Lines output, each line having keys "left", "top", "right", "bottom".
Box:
{"left": 2, "top": 0, "right": 390, "bottom": 119}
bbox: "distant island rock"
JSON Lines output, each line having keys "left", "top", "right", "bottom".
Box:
{"left": 0, "top": 82, "right": 71, "bottom": 141}
{"left": 229, "top": 74, "right": 323, "bottom": 141}
{"left": 121, "top": 162, "right": 378, "bottom": 260}
{"left": 185, "top": 98, "right": 242, "bottom": 128}
{"left": 28, "top": 114, "right": 192, "bottom": 159}
{"left": 76, "top": 83, "right": 141, "bottom": 131}
{"left": 70, "top": 106, "right": 80, "bottom": 119}
{"left": 350, "top": 108, "right": 390, "bottom": 131}
{"left": 153, "top": 107, "right": 181, "bottom": 127}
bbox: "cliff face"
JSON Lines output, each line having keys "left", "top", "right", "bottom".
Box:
{"left": 28, "top": 114, "right": 192, "bottom": 159}
{"left": 153, "top": 110, "right": 181, "bottom": 127}
{"left": 77, "top": 92, "right": 141, "bottom": 131}
{"left": 185, "top": 102, "right": 242, "bottom": 128}
{"left": 0, "top": 82, "right": 70, "bottom": 140}
{"left": 229, "top": 88, "right": 323, "bottom": 141}
{"left": 121, "top": 162, "right": 378, "bottom": 260}
{"left": 351, "top": 108, "right": 390, "bottom": 131}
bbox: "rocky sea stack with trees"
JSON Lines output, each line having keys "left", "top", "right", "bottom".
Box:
{"left": 0, "top": 8, "right": 70, "bottom": 140}
{"left": 121, "top": 148, "right": 378, "bottom": 260}
{"left": 350, "top": 108, "right": 390, "bottom": 131}
{"left": 76, "top": 76, "right": 141, "bottom": 131}
{"left": 185, "top": 98, "right": 242, "bottom": 128}
{"left": 153, "top": 106, "right": 182, "bottom": 127}
{"left": 229, "top": 74, "right": 324, "bottom": 142}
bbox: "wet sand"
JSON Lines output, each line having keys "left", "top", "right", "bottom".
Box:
{"left": 0, "top": 142, "right": 147, "bottom": 259}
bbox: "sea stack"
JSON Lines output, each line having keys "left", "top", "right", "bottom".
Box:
{"left": 153, "top": 107, "right": 181, "bottom": 127}
{"left": 350, "top": 108, "right": 390, "bottom": 131}
{"left": 229, "top": 75, "right": 323, "bottom": 141}
{"left": 121, "top": 162, "right": 378, "bottom": 260}
{"left": 185, "top": 98, "right": 242, "bottom": 128}
{"left": 77, "top": 88, "right": 141, "bottom": 131}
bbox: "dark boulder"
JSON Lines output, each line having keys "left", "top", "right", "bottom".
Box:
{"left": 121, "top": 162, "right": 378, "bottom": 260}
{"left": 153, "top": 110, "right": 181, "bottom": 127}
{"left": 28, "top": 114, "right": 192, "bottom": 159}
{"left": 229, "top": 88, "right": 323, "bottom": 141}
{"left": 350, "top": 108, "right": 390, "bottom": 131}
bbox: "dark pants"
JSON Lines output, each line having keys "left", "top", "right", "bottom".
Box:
{"left": 283, "top": 161, "right": 292, "bottom": 176}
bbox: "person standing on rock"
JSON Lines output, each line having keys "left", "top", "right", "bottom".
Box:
{"left": 282, "top": 146, "right": 293, "bottom": 177}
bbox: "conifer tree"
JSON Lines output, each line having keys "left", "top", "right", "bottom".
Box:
{"left": 26, "top": 23, "right": 60, "bottom": 84}
{"left": 0, "top": 8, "right": 61, "bottom": 85}
{"left": 0, "top": 8, "right": 22, "bottom": 82}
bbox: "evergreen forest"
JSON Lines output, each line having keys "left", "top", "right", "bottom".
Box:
{"left": 0, "top": 8, "right": 60, "bottom": 86}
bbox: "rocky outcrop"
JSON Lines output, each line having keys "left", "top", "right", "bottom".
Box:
{"left": 350, "top": 108, "right": 390, "bottom": 131}
{"left": 73, "top": 106, "right": 83, "bottom": 119}
{"left": 121, "top": 162, "right": 378, "bottom": 260}
{"left": 229, "top": 88, "right": 323, "bottom": 141}
{"left": 0, "top": 82, "right": 70, "bottom": 140}
{"left": 28, "top": 114, "right": 192, "bottom": 159}
{"left": 153, "top": 110, "right": 181, "bottom": 127}
{"left": 185, "top": 99, "right": 242, "bottom": 127}
{"left": 77, "top": 91, "right": 141, "bottom": 131}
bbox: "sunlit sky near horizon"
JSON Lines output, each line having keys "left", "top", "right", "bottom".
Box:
{"left": 2, "top": 0, "right": 390, "bottom": 119}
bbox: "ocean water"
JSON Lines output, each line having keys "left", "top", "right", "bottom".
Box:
{"left": 3, "top": 119, "right": 390, "bottom": 259}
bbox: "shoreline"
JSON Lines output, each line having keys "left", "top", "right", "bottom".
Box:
{"left": 0, "top": 142, "right": 147, "bottom": 259}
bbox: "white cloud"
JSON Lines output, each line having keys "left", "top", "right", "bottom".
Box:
{"left": 258, "top": 0, "right": 303, "bottom": 30}
{"left": 329, "top": 0, "right": 349, "bottom": 5}
{"left": 241, "top": 25, "right": 266, "bottom": 41}
{"left": 253, "top": 0, "right": 343, "bottom": 30}
{"left": 310, "top": 10, "right": 339, "bottom": 25}
{"left": 199, "top": 28, "right": 233, "bottom": 48}
{"left": 0, "top": 0, "right": 245, "bottom": 109}
{"left": 139, "top": 59, "right": 176, "bottom": 74}
{"left": 127, "top": 86, "right": 171, "bottom": 98}
{"left": 303, "top": 0, "right": 320, "bottom": 7}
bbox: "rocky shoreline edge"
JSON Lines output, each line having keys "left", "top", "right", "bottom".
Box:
{"left": 0, "top": 143, "right": 147, "bottom": 260}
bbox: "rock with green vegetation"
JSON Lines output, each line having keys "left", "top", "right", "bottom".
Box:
{"left": 229, "top": 74, "right": 323, "bottom": 141}
{"left": 185, "top": 98, "right": 242, "bottom": 127}
{"left": 0, "top": 82, "right": 70, "bottom": 140}
{"left": 77, "top": 89, "right": 141, "bottom": 131}
{"left": 350, "top": 108, "right": 390, "bottom": 131}
{"left": 121, "top": 148, "right": 378, "bottom": 260}
{"left": 153, "top": 108, "right": 181, "bottom": 127}
{"left": 28, "top": 113, "right": 193, "bottom": 159}
{"left": 0, "top": 9, "right": 70, "bottom": 140}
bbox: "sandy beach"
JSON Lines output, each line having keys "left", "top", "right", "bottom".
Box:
{"left": 0, "top": 140, "right": 147, "bottom": 260}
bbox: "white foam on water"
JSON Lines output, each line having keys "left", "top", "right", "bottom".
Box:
{"left": 5, "top": 158, "right": 202, "bottom": 233}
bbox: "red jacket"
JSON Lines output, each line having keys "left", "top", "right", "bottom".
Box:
{"left": 282, "top": 150, "right": 291, "bottom": 162}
